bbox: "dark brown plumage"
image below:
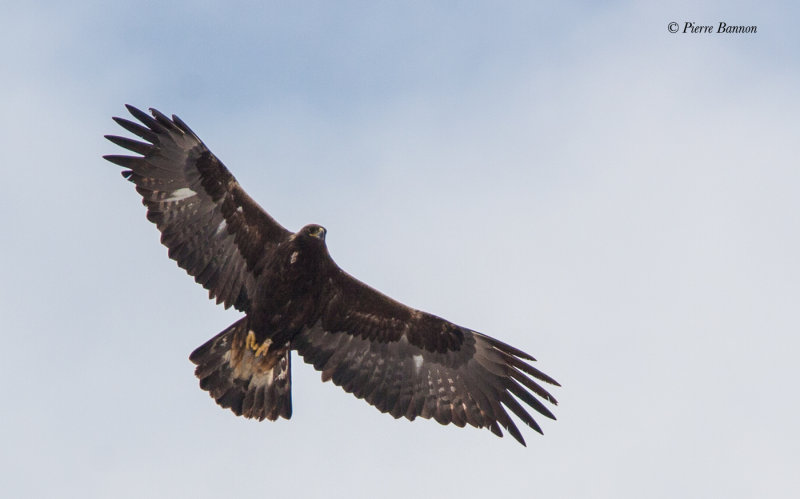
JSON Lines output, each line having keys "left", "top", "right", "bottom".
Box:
{"left": 105, "top": 105, "right": 559, "bottom": 446}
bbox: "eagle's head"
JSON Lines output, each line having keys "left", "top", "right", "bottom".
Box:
{"left": 300, "top": 224, "right": 327, "bottom": 243}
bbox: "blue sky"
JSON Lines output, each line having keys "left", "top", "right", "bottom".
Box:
{"left": 2, "top": 2, "right": 799, "bottom": 498}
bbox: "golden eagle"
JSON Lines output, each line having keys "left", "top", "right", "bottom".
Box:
{"left": 104, "top": 105, "right": 559, "bottom": 445}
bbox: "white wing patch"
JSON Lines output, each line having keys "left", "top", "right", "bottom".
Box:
{"left": 214, "top": 219, "right": 227, "bottom": 236}
{"left": 412, "top": 354, "right": 424, "bottom": 373}
{"left": 290, "top": 251, "right": 299, "bottom": 264}
{"left": 164, "top": 187, "right": 196, "bottom": 202}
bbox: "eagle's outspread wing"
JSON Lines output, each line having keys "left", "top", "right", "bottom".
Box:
{"left": 293, "top": 270, "right": 560, "bottom": 446}
{"left": 104, "top": 105, "right": 291, "bottom": 312}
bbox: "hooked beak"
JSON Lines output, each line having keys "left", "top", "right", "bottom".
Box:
{"left": 310, "top": 226, "right": 326, "bottom": 240}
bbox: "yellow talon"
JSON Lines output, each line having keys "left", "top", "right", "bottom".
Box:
{"left": 245, "top": 330, "right": 271, "bottom": 357}
{"left": 245, "top": 330, "right": 257, "bottom": 350}
{"left": 254, "top": 341, "right": 271, "bottom": 357}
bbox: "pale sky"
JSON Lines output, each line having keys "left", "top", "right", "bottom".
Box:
{"left": 2, "top": 2, "right": 799, "bottom": 498}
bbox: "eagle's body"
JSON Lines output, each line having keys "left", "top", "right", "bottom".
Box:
{"left": 105, "top": 105, "right": 559, "bottom": 445}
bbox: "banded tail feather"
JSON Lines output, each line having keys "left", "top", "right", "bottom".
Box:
{"left": 190, "top": 318, "right": 292, "bottom": 421}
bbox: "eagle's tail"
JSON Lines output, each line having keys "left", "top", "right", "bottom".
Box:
{"left": 189, "top": 318, "right": 292, "bottom": 421}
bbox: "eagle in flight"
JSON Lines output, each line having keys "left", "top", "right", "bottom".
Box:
{"left": 104, "top": 105, "right": 559, "bottom": 446}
